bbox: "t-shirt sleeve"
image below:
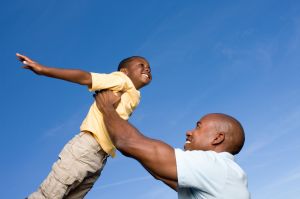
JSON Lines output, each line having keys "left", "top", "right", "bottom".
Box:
{"left": 115, "top": 95, "right": 140, "bottom": 120}
{"left": 88, "top": 72, "right": 126, "bottom": 92}
{"left": 175, "top": 149, "right": 226, "bottom": 192}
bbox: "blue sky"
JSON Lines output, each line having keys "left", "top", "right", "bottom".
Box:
{"left": 1, "top": 0, "right": 300, "bottom": 198}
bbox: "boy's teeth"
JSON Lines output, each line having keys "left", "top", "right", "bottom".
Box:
{"left": 142, "top": 74, "right": 149, "bottom": 78}
{"left": 185, "top": 141, "right": 191, "bottom": 144}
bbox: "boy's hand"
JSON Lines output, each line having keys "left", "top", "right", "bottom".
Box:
{"left": 16, "top": 53, "right": 45, "bottom": 75}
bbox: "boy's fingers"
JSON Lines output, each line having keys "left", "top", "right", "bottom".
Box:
{"left": 16, "top": 53, "right": 33, "bottom": 62}
{"left": 16, "top": 53, "right": 26, "bottom": 59}
{"left": 16, "top": 54, "right": 27, "bottom": 63}
{"left": 16, "top": 55, "right": 34, "bottom": 65}
{"left": 16, "top": 55, "right": 24, "bottom": 62}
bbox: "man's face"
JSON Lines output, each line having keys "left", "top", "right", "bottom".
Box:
{"left": 124, "top": 58, "right": 152, "bottom": 89}
{"left": 184, "top": 116, "right": 216, "bottom": 151}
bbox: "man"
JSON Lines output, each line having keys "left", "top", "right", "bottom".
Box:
{"left": 94, "top": 91, "right": 250, "bottom": 199}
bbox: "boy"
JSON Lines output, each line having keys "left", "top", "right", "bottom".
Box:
{"left": 16, "top": 53, "right": 152, "bottom": 199}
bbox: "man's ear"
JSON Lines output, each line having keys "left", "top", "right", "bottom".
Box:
{"left": 120, "top": 68, "right": 128, "bottom": 75}
{"left": 212, "top": 132, "right": 225, "bottom": 145}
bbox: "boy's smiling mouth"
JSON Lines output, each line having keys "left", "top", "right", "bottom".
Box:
{"left": 142, "top": 74, "right": 150, "bottom": 79}
{"left": 141, "top": 72, "right": 152, "bottom": 81}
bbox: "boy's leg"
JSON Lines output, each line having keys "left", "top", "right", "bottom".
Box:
{"left": 28, "top": 132, "right": 108, "bottom": 199}
{"left": 64, "top": 168, "right": 104, "bottom": 199}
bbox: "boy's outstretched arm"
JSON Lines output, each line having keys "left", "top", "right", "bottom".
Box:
{"left": 16, "top": 53, "right": 92, "bottom": 87}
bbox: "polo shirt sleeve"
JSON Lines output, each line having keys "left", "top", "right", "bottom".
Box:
{"left": 88, "top": 72, "right": 126, "bottom": 92}
{"left": 175, "top": 149, "right": 227, "bottom": 193}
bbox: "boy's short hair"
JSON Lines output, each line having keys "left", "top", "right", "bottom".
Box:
{"left": 118, "top": 56, "right": 147, "bottom": 71}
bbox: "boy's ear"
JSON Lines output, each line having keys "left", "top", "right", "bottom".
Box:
{"left": 120, "top": 68, "right": 128, "bottom": 75}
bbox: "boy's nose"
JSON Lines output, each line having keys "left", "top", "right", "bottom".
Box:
{"left": 144, "top": 66, "right": 151, "bottom": 72}
{"left": 186, "top": 130, "right": 193, "bottom": 136}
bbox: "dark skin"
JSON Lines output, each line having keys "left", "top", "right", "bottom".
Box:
{"left": 94, "top": 91, "right": 245, "bottom": 191}
{"left": 95, "top": 90, "right": 178, "bottom": 190}
{"left": 16, "top": 53, "right": 152, "bottom": 90}
{"left": 16, "top": 53, "right": 92, "bottom": 86}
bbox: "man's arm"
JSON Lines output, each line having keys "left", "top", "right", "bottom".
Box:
{"left": 16, "top": 53, "right": 92, "bottom": 87}
{"left": 94, "top": 91, "right": 178, "bottom": 191}
{"left": 146, "top": 169, "right": 178, "bottom": 190}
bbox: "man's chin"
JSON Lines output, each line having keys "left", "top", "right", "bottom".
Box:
{"left": 184, "top": 144, "right": 190, "bottom": 151}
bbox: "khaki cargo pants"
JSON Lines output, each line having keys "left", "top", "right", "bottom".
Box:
{"left": 28, "top": 132, "right": 108, "bottom": 199}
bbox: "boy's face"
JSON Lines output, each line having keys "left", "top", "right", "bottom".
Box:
{"left": 122, "top": 58, "right": 152, "bottom": 89}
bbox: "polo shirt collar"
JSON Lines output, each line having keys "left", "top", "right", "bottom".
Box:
{"left": 219, "top": 152, "right": 235, "bottom": 160}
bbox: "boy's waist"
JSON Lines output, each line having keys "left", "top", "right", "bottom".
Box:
{"left": 80, "top": 127, "right": 116, "bottom": 157}
{"left": 79, "top": 131, "right": 103, "bottom": 152}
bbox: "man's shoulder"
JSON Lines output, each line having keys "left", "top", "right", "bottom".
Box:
{"left": 175, "top": 149, "right": 234, "bottom": 163}
{"left": 175, "top": 148, "right": 225, "bottom": 156}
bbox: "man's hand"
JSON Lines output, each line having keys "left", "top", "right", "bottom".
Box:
{"left": 94, "top": 90, "right": 121, "bottom": 111}
{"left": 16, "top": 53, "right": 45, "bottom": 75}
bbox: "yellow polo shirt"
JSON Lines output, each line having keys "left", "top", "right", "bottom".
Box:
{"left": 80, "top": 71, "right": 140, "bottom": 157}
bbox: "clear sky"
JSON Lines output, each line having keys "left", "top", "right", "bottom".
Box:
{"left": 1, "top": 0, "right": 300, "bottom": 198}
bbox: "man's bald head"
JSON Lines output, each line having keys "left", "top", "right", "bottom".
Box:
{"left": 184, "top": 113, "right": 245, "bottom": 155}
{"left": 203, "top": 113, "right": 245, "bottom": 155}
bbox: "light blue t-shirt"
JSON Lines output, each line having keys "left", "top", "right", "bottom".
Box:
{"left": 175, "top": 149, "right": 250, "bottom": 199}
